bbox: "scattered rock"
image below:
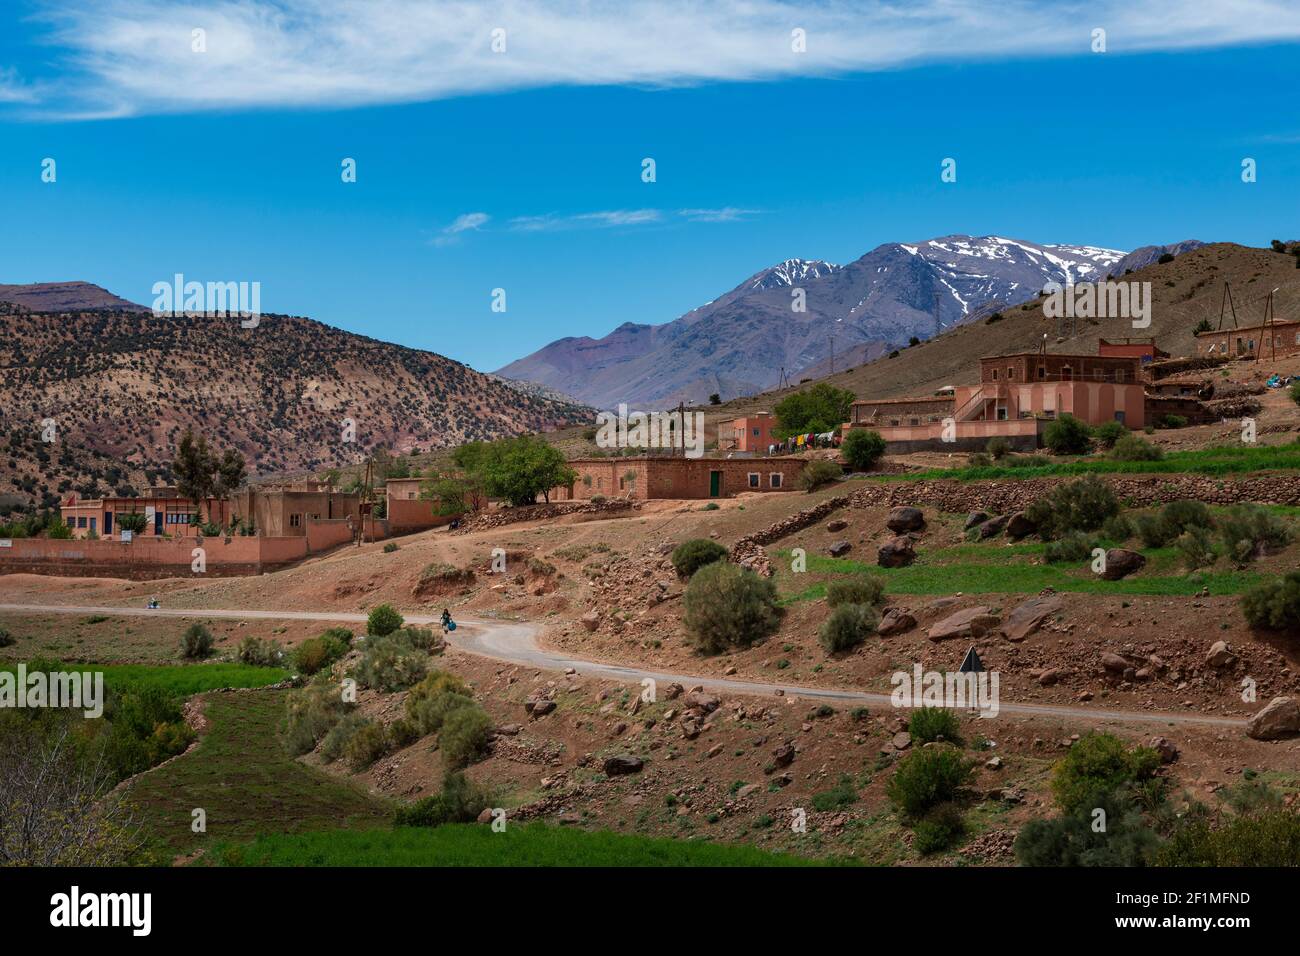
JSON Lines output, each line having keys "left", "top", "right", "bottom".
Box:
{"left": 892, "top": 731, "right": 912, "bottom": 750}
{"left": 1001, "top": 593, "right": 1065, "bottom": 642}
{"left": 1005, "top": 512, "right": 1037, "bottom": 540}
{"left": 1205, "top": 640, "right": 1237, "bottom": 669}
{"left": 771, "top": 743, "right": 796, "bottom": 767}
{"left": 976, "top": 514, "right": 1010, "bottom": 539}
{"left": 1100, "top": 652, "right": 1130, "bottom": 674}
{"left": 602, "top": 754, "right": 644, "bottom": 775}
{"left": 1247, "top": 696, "right": 1300, "bottom": 741}
{"left": 963, "top": 511, "right": 989, "bottom": 530}
{"left": 1100, "top": 549, "right": 1145, "bottom": 580}
{"left": 826, "top": 518, "right": 848, "bottom": 533}
{"left": 886, "top": 506, "right": 925, "bottom": 533}
{"left": 1150, "top": 737, "right": 1179, "bottom": 764}
{"left": 580, "top": 610, "right": 602, "bottom": 632}
{"left": 928, "top": 606, "right": 1000, "bottom": 642}
{"left": 877, "top": 607, "right": 917, "bottom": 636}
{"left": 828, "top": 540, "right": 852, "bottom": 558}
{"left": 528, "top": 699, "right": 556, "bottom": 718}
{"left": 877, "top": 536, "right": 916, "bottom": 568}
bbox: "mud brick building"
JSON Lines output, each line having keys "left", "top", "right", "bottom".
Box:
{"left": 552, "top": 455, "right": 807, "bottom": 500}
{"left": 1195, "top": 319, "right": 1300, "bottom": 361}
{"left": 718, "top": 412, "right": 780, "bottom": 453}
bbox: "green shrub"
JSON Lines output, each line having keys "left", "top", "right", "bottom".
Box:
{"left": 1102, "top": 513, "right": 1134, "bottom": 543}
{"left": 1291, "top": 380, "right": 1300, "bottom": 406}
{"left": 0, "top": 627, "right": 14, "bottom": 649}
{"left": 818, "top": 603, "right": 877, "bottom": 653}
{"left": 408, "top": 690, "right": 476, "bottom": 737}
{"left": 366, "top": 603, "right": 404, "bottom": 637}
{"left": 1157, "top": 810, "right": 1300, "bottom": 866}
{"left": 1135, "top": 499, "right": 1214, "bottom": 548}
{"left": 811, "top": 774, "right": 858, "bottom": 811}
{"left": 1157, "top": 414, "right": 1188, "bottom": 429}
{"left": 798, "top": 459, "right": 843, "bottom": 491}
{"left": 670, "top": 539, "right": 729, "bottom": 578}
{"left": 343, "top": 721, "right": 390, "bottom": 771}
{"left": 383, "top": 542, "right": 399, "bottom": 553}
{"left": 1002, "top": 453, "right": 1050, "bottom": 469}
{"left": 1043, "top": 414, "right": 1092, "bottom": 455}
{"left": 386, "top": 718, "right": 421, "bottom": 750}
{"left": 1217, "top": 503, "right": 1290, "bottom": 566}
{"left": 1024, "top": 475, "right": 1119, "bottom": 539}
{"left": 1240, "top": 570, "right": 1300, "bottom": 630}
{"left": 393, "top": 771, "right": 492, "bottom": 827}
{"left": 1110, "top": 434, "right": 1163, "bottom": 462}
{"left": 1050, "top": 733, "right": 1161, "bottom": 814}
{"left": 406, "top": 670, "right": 472, "bottom": 716}
{"left": 179, "top": 623, "right": 215, "bottom": 659}
{"left": 353, "top": 632, "right": 429, "bottom": 692}
{"left": 985, "top": 435, "right": 1011, "bottom": 460}
{"left": 320, "top": 713, "right": 372, "bottom": 763}
{"left": 1044, "top": 531, "right": 1097, "bottom": 564}
{"left": 841, "top": 429, "right": 887, "bottom": 470}
{"left": 282, "top": 676, "right": 353, "bottom": 756}
{"left": 46, "top": 521, "right": 73, "bottom": 539}
{"left": 825, "top": 575, "right": 885, "bottom": 608}
{"left": 682, "top": 561, "right": 780, "bottom": 655}
{"left": 1175, "top": 525, "right": 1217, "bottom": 571}
{"left": 908, "top": 707, "right": 962, "bottom": 745}
{"left": 237, "top": 636, "right": 284, "bottom": 667}
{"left": 400, "top": 626, "right": 443, "bottom": 652}
{"left": 1090, "top": 420, "right": 1127, "bottom": 449}
{"left": 1015, "top": 789, "right": 1160, "bottom": 866}
{"left": 886, "top": 748, "right": 973, "bottom": 818}
{"left": 913, "top": 803, "right": 966, "bottom": 855}
{"left": 967, "top": 452, "right": 992, "bottom": 468}
{"left": 439, "top": 705, "right": 493, "bottom": 768}
{"left": 292, "top": 632, "right": 350, "bottom": 675}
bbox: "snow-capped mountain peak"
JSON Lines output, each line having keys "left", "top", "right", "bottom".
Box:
{"left": 747, "top": 258, "right": 840, "bottom": 290}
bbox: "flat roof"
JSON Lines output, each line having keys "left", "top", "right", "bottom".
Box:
{"left": 1194, "top": 319, "right": 1300, "bottom": 336}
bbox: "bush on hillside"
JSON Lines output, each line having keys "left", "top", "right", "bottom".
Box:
{"left": 908, "top": 707, "right": 962, "bottom": 745}
{"left": 1135, "top": 499, "right": 1214, "bottom": 548}
{"left": 353, "top": 632, "right": 429, "bottom": 692}
{"left": 0, "top": 626, "right": 15, "bottom": 649}
{"left": 1157, "top": 809, "right": 1300, "bottom": 866}
{"left": 841, "top": 429, "right": 887, "bottom": 470}
{"left": 408, "top": 691, "right": 476, "bottom": 737}
{"left": 886, "top": 748, "right": 974, "bottom": 818}
{"left": 179, "top": 623, "right": 214, "bottom": 660}
{"left": 366, "top": 603, "right": 404, "bottom": 637}
{"left": 1090, "top": 420, "right": 1127, "bottom": 449}
{"left": 1217, "top": 503, "right": 1291, "bottom": 566}
{"left": 1157, "top": 414, "right": 1188, "bottom": 429}
{"left": 1044, "top": 531, "right": 1098, "bottom": 564}
{"left": 320, "top": 713, "right": 373, "bottom": 764}
{"left": 343, "top": 720, "right": 391, "bottom": 772}
{"left": 682, "top": 561, "right": 780, "bottom": 655}
{"left": 798, "top": 459, "right": 843, "bottom": 491}
{"left": 670, "top": 539, "right": 729, "bottom": 578}
{"left": 1102, "top": 513, "right": 1135, "bottom": 542}
{"left": 1110, "top": 434, "right": 1163, "bottom": 462}
{"left": 985, "top": 435, "right": 1011, "bottom": 460}
{"left": 393, "top": 772, "right": 493, "bottom": 828}
{"left": 1175, "top": 526, "right": 1218, "bottom": 571}
{"left": 825, "top": 575, "right": 885, "bottom": 608}
{"left": 405, "top": 669, "right": 472, "bottom": 715}
{"left": 1015, "top": 789, "right": 1161, "bottom": 866}
{"left": 1240, "top": 570, "right": 1300, "bottom": 631}
{"left": 1024, "top": 475, "right": 1119, "bottom": 540}
{"left": 282, "top": 676, "right": 353, "bottom": 756}
{"left": 913, "top": 803, "right": 966, "bottom": 856}
{"left": 818, "top": 603, "right": 877, "bottom": 653}
{"left": 292, "top": 631, "right": 351, "bottom": 675}
{"left": 1050, "top": 733, "right": 1161, "bottom": 814}
{"left": 237, "top": 636, "right": 284, "bottom": 667}
{"left": 440, "top": 705, "right": 494, "bottom": 768}
{"left": 1043, "top": 414, "right": 1092, "bottom": 455}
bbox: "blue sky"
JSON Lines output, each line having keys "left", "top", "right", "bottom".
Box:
{"left": 1, "top": 2, "right": 1299, "bottom": 372}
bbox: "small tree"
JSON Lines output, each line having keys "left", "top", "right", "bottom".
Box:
{"left": 670, "top": 539, "right": 729, "bottom": 578}
{"left": 366, "top": 603, "right": 404, "bottom": 637}
{"left": 1043, "top": 414, "right": 1092, "bottom": 455}
{"left": 773, "top": 383, "right": 855, "bottom": 437}
{"left": 683, "top": 562, "right": 780, "bottom": 654}
{"left": 708, "top": 393, "right": 721, "bottom": 405}
{"left": 818, "top": 603, "right": 877, "bottom": 652}
{"left": 841, "top": 429, "right": 886, "bottom": 470}
{"left": 179, "top": 623, "right": 215, "bottom": 659}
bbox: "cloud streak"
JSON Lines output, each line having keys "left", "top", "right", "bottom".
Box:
{"left": 17, "top": 0, "right": 1300, "bottom": 118}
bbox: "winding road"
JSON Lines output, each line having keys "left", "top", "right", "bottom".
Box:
{"left": 0, "top": 602, "right": 1248, "bottom": 730}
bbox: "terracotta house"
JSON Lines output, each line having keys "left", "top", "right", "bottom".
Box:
{"left": 718, "top": 412, "right": 780, "bottom": 453}
{"left": 552, "top": 455, "right": 806, "bottom": 500}
{"left": 1195, "top": 320, "right": 1300, "bottom": 360}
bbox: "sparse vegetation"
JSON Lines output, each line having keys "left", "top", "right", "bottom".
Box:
{"left": 366, "top": 603, "right": 404, "bottom": 637}
{"left": 179, "top": 623, "right": 215, "bottom": 660}
{"left": 841, "top": 429, "right": 887, "bottom": 470}
{"left": 886, "top": 748, "right": 973, "bottom": 818}
{"left": 682, "top": 561, "right": 780, "bottom": 654}
{"left": 818, "top": 602, "right": 877, "bottom": 652}
{"left": 1024, "top": 475, "right": 1119, "bottom": 539}
{"left": 1110, "top": 434, "right": 1163, "bottom": 462}
{"left": 670, "top": 538, "right": 729, "bottom": 578}
{"left": 908, "top": 708, "right": 962, "bottom": 745}
{"left": 799, "top": 459, "right": 843, "bottom": 491}
{"left": 1043, "top": 413, "right": 1092, "bottom": 455}
{"left": 825, "top": 575, "right": 885, "bottom": 607}
{"left": 1240, "top": 570, "right": 1300, "bottom": 630}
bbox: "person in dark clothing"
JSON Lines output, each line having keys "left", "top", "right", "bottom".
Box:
{"left": 440, "top": 608, "right": 452, "bottom": 631}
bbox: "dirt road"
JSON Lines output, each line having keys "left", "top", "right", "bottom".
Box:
{"left": 0, "top": 602, "right": 1247, "bottom": 729}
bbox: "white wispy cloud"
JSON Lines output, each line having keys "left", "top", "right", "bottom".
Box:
{"left": 17, "top": 1, "right": 1300, "bottom": 117}
{"left": 430, "top": 211, "right": 491, "bottom": 246}
{"left": 679, "top": 207, "right": 760, "bottom": 222}
{"left": 509, "top": 209, "right": 663, "bottom": 232}
{"left": 0, "top": 67, "right": 38, "bottom": 103}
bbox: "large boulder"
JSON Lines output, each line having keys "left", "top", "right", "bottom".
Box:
{"left": 1005, "top": 512, "right": 1037, "bottom": 540}
{"left": 927, "top": 606, "right": 1000, "bottom": 642}
{"left": 963, "top": 511, "right": 989, "bottom": 530}
{"left": 1100, "top": 652, "right": 1130, "bottom": 674}
{"left": 603, "top": 754, "right": 645, "bottom": 775}
{"left": 826, "top": 518, "right": 848, "bottom": 533}
{"left": 1247, "top": 696, "right": 1300, "bottom": 741}
{"left": 877, "top": 536, "right": 916, "bottom": 568}
{"left": 682, "top": 691, "right": 721, "bottom": 714}
{"left": 828, "top": 540, "right": 853, "bottom": 557}
{"left": 976, "top": 514, "right": 1010, "bottom": 539}
{"left": 886, "top": 506, "right": 925, "bottom": 533}
{"left": 1205, "top": 640, "right": 1236, "bottom": 669}
{"left": 877, "top": 607, "right": 917, "bottom": 636}
{"left": 1100, "top": 549, "right": 1145, "bottom": 580}
{"left": 580, "top": 610, "right": 602, "bottom": 632}
{"left": 1001, "top": 593, "right": 1064, "bottom": 642}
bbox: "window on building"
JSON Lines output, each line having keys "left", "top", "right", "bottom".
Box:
{"left": 752, "top": 428, "right": 760, "bottom": 437}
{"left": 748, "top": 473, "right": 760, "bottom": 488}
{"left": 89, "top": 518, "right": 96, "bottom": 533}
{"left": 1061, "top": 366, "right": 1072, "bottom": 380}
{"left": 1037, "top": 366, "right": 1047, "bottom": 380}
{"left": 770, "top": 473, "right": 782, "bottom": 488}
{"left": 1007, "top": 367, "right": 1015, "bottom": 380}
{"left": 289, "top": 513, "right": 301, "bottom": 528}
{"left": 77, "top": 516, "right": 87, "bottom": 528}
{"left": 991, "top": 369, "right": 999, "bottom": 380}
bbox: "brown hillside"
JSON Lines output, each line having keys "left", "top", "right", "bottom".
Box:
{"left": 0, "top": 304, "right": 591, "bottom": 511}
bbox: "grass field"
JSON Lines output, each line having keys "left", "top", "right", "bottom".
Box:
{"left": 0, "top": 660, "right": 290, "bottom": 695}
{"left": 209, "top": 821, "right": 839, "bottom": 866}
{"left": 126, "top": 690, "right": 392, "bottom": 856}
{"left": 774, "top": 546, "right": 1268, "bottom": 602}
{"left": 860, "top": 443, "right": 1300, "bottom": 483}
